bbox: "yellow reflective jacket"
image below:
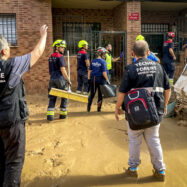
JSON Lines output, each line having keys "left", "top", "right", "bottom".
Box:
{"left": 106, "top": 53, "right": 112, "bottom": 70}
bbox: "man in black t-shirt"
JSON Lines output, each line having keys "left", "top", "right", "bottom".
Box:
{"left": 115, "top": 40, "right": 171, "bottom": 181}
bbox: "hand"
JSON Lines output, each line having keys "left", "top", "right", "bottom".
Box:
{"left": 106, "top": 80, "right": 110, "bottom": 85}
{"left": 164, "top": 106, "right": 167, "bottom": 116}
{"left": 40, "top": 25, "right": 48, "bottom": 37}
{"left": 173, "top": 56, "right": 176, "bottom": 61}
{"left": 115, "top": 107, "right": 121, "bottom": 121}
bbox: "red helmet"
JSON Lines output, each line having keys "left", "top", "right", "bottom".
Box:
{"left": 167, "top": 32, "right": 175, "bottom": 38}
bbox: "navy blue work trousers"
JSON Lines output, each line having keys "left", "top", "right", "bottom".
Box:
{"left": 0, "top": 122, "right": 25, "bottom": 187}
{"left": 48, "top": 77, "right": 68, "bottom": 110}
{"left": 77, "top": 72, "right": 88, "bottom": 92}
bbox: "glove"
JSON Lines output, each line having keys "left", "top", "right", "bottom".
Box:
{"left": 120, "top": 52, "right": 123, "bottom": 59}
{"left": 106, "top": 80, "right": 110, "bottom": 85}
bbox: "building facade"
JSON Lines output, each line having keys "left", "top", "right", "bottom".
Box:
{"left": 0, "top": 0, "right": 187, "bottom": 93}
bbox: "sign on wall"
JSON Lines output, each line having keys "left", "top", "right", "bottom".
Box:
{"left": 128, "top": 13, "right": 139, "bottom": 21}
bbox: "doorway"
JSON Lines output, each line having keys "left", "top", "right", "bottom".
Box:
{"left": 98, "top": 31, "right": 126, "bottom": 82}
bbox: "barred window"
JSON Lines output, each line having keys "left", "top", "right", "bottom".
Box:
{"left": 142, "top": 24, "right": 169, "bottom": 33}
{"left": 0, "top": 14, "right": 17, "bottom": 46}
{"left": 62, "top": 22, "right": 101, "bottom": 56}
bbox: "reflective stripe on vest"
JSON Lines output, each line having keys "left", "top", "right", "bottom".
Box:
{"left": 132, "top": 87, "right": 164, "bottom": 93}
{"left": 106, "top": 53, "right": 112, "bottom": 70}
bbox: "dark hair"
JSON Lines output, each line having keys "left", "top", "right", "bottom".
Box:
{"left": 104, "top": 43, "right": 111, "bottom": 48}
{"left": 133, "top": 40, "right": 149, "bottom": 57}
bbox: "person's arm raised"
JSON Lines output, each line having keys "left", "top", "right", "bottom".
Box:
{"left": 30, "top": 25, "right": 48, "bottom": 67}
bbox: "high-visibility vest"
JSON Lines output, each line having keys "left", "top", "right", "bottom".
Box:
{"left": 106, "top": 53, "right": 112, "bottom": 70}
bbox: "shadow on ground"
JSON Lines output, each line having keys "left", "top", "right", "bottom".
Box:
{"left": 22, "top": 173, "right": 160, "bottom": 187}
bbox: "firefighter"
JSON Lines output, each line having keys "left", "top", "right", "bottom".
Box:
{"left": 47, "top": 40, "right": 71, "bottom": 121}
{"left": 162, "top": 32, "right": 176, "bottom": 85}
{"left": 76, "top": 40, "right": 90, "bottom": 95}
{"left": 87, "top": 47, "right": 110, "bottom": 112}
{"left": 134, "top": 35, "right": 160, "bottom": 63}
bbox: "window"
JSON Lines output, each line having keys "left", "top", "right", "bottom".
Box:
{"left": 0, "top": 14, "right": 17, "bottom": 46}
{"left": 141, "top": 24, "right": 169, "bottom": 33}
{"left": 62, "top": 22, "right": 101, "bottom": 56}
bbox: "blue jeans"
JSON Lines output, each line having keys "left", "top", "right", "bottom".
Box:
{"left": 127, "top": 123, "right": 165, "bottom": 171}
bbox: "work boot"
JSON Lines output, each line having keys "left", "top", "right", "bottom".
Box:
{"left": 59, "top": 110, "right": 67, "bottom": 119}
{"left": 47, "top": 110, "right": 54, "bottom": 121}
{"left": 153, "top": 169, "right": 165, "bottom": 181}
{"left": 124, "top": 167, "right": 138, "bottom": 178}
{"left": 47, "top": 115, "right": 54, "bottom": 121}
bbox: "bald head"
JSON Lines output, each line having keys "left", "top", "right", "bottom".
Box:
{"left": 133, "top": 40, "right": 149, "bottom": 58}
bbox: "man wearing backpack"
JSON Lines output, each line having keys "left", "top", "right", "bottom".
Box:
{"left": 115, "top": 40, "right": 171, "bottom": 181}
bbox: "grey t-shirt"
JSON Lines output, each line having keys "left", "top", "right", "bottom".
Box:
{"left": 9, "top": 54, "right": 31, "bottom": 88}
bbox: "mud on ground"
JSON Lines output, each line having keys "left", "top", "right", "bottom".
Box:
{"left": 21, "top": 95, "right": 187, "bottom": 187}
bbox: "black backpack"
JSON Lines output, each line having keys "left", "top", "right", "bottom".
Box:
{"left": 124, "top": 88, "right": 160, "bottom": 130}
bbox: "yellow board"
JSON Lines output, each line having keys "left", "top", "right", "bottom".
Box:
{"left": 49, "top": 88, "right": 88, "bottom": 103}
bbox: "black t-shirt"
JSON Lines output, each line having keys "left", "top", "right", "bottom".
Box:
{"left": 162, "top": 40, "right": 174, "bottom": 63}
{"left": 49, "top": 52, "right": 66, "bottom": 79}
{"left": 119, "top": 58, "right": 170, "bottom": 115}
{"left": 77, "top": 50, "right": 88, "bottom": 75}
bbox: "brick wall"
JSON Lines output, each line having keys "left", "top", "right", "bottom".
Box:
{"left": 142, "top": 10, "right": 178, "bottom": 26}
{"left": 126, "top": 1, "right": 141, "bottom": 65}
{"left": 0, "top": 0, "right": 53, "bottom": 94}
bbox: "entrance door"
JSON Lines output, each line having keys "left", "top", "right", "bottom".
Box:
{"left": 143, "top": 33, "right": 165, "bottom": 59}
{"left": 99, "top": 31, "right": 126, "bottom": 82}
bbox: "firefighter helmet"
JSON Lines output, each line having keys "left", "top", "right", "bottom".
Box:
{"left": 97, "top": 47, "right": 107, "bottom": 55}
{"left": 136, "top": 35, "right": 145, "bottom": 41}
{"left": 167, "top": 32, "right": 175, "bottom": 38}
{"left": 53, "top": 40, "right": 66, "bottom": 48}
{"left": 78, "top": 40, "right": 88, "bottom": 48}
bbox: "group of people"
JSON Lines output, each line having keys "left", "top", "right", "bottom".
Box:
{"left": 0, "top": 23, "right": 186, "bottom": 186}
{"left": 47, "top": 39, "right": 122, "bottom": 120}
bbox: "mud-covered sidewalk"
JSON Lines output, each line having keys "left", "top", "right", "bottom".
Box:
{"left": 21, "top": 95, "right": 187, "bottom": 187}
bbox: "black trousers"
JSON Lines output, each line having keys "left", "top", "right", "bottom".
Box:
{"left": 48, "top": 78, "right": 68, "bottom": 111}
{"left": 0, "top": 122, "right": 25, "bottom": 187}
{"left": 88, "top": 77, "right": 104, "bottom": 111}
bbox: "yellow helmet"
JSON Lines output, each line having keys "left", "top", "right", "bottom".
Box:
{"left": 136, "top": 35, "right": 145, "bottom": 41}
{"left": 53, "top": 39, "right": 66, "bottom": 48}
{"left": 78, "top": 40, "right": 88, "bottom": 48}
